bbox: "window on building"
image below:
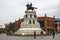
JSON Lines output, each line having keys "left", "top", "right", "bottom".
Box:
{"left": 33, "top": 20, "right": 35, "bottom": 24}
{"left": 52, "top": 22, "right": 54, "bottom": 27}
{"left": 30, "top": 15, "right": 32, "bottom": 18}
{"left": 39, "top": 21, "right": 44, "bottom": 28}
{"left": 26, "top": 14, "right": 27, "bottom": 18}
{"left": 55, "top": 24, "right": 57, "bottom": 28}
{"left": 29, "top": 20, "right": 31, "bottom": 24}
{"left": 47, "top": 20, "right": 50, "bottom": 27}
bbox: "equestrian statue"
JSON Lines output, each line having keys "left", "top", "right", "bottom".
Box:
{"left": 26, "top": 3, "right": 37, "bottom": 11}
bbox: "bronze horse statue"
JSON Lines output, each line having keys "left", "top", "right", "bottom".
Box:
{"left": 26, "top": 3, "right": 37, "bottom": 11}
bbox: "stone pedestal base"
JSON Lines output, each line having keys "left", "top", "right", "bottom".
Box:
{"left": 15, "top": 28, "right": 46, "bottom": 35}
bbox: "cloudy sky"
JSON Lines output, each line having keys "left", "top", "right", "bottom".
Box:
{"left": 0, "top": 0, "right": 60, "bottom": 27}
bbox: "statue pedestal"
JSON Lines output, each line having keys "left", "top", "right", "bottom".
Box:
{"left": 15, "top": 10, "right": 46, "bottom": 35}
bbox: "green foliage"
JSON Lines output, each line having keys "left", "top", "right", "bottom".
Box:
{"left": 9, "top": 23, "right": 15, "bottom": 33}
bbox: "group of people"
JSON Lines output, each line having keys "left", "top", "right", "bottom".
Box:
{"left": 34, "top": 30, "right": 55, "bottom": 39}
{"left": 34, "top": 31, "right": 43, "bottom": 39}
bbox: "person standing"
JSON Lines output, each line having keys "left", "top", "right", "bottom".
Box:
{"left": 34, "top": 31, "right": 36, "bottom": 39}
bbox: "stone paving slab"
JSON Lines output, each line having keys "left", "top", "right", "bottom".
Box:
{"left": 0, "top": 33, "right": 60, "bottom": 40}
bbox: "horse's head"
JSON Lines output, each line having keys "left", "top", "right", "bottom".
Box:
{"left": 26, "top": 3, "right": 32, "bottom": 8}
{"left": 26, "top": 3, "right": 29, "bottom": 7}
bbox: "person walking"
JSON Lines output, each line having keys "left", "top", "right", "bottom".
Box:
{"left": 52, "top": 30, "right": 55, "bottom": 39}
{"left": 41, "top": 31, "right": 43, "bottom": 39}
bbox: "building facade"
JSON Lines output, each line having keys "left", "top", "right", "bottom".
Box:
{"left": 5, "top": 14, "right": 60, "bottom": 35}
{"left": 37, "top": 14, "right": 55, "bottom": 34}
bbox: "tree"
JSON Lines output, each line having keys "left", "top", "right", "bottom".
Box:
{"left": 9, "top": 22, "right": 15, "bottom": 33}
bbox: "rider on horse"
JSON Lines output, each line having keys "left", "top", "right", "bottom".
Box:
{"left": 26, "top": 3, "right": 37, "bottom": 11}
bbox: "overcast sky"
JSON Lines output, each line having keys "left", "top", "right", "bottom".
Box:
{"left": 0, "top": 0, "right": 60, "bottom": 27}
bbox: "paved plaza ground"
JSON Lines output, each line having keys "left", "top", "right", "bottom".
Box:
{"left": 0, "top": 33, "right": 60, "bottom": 40}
